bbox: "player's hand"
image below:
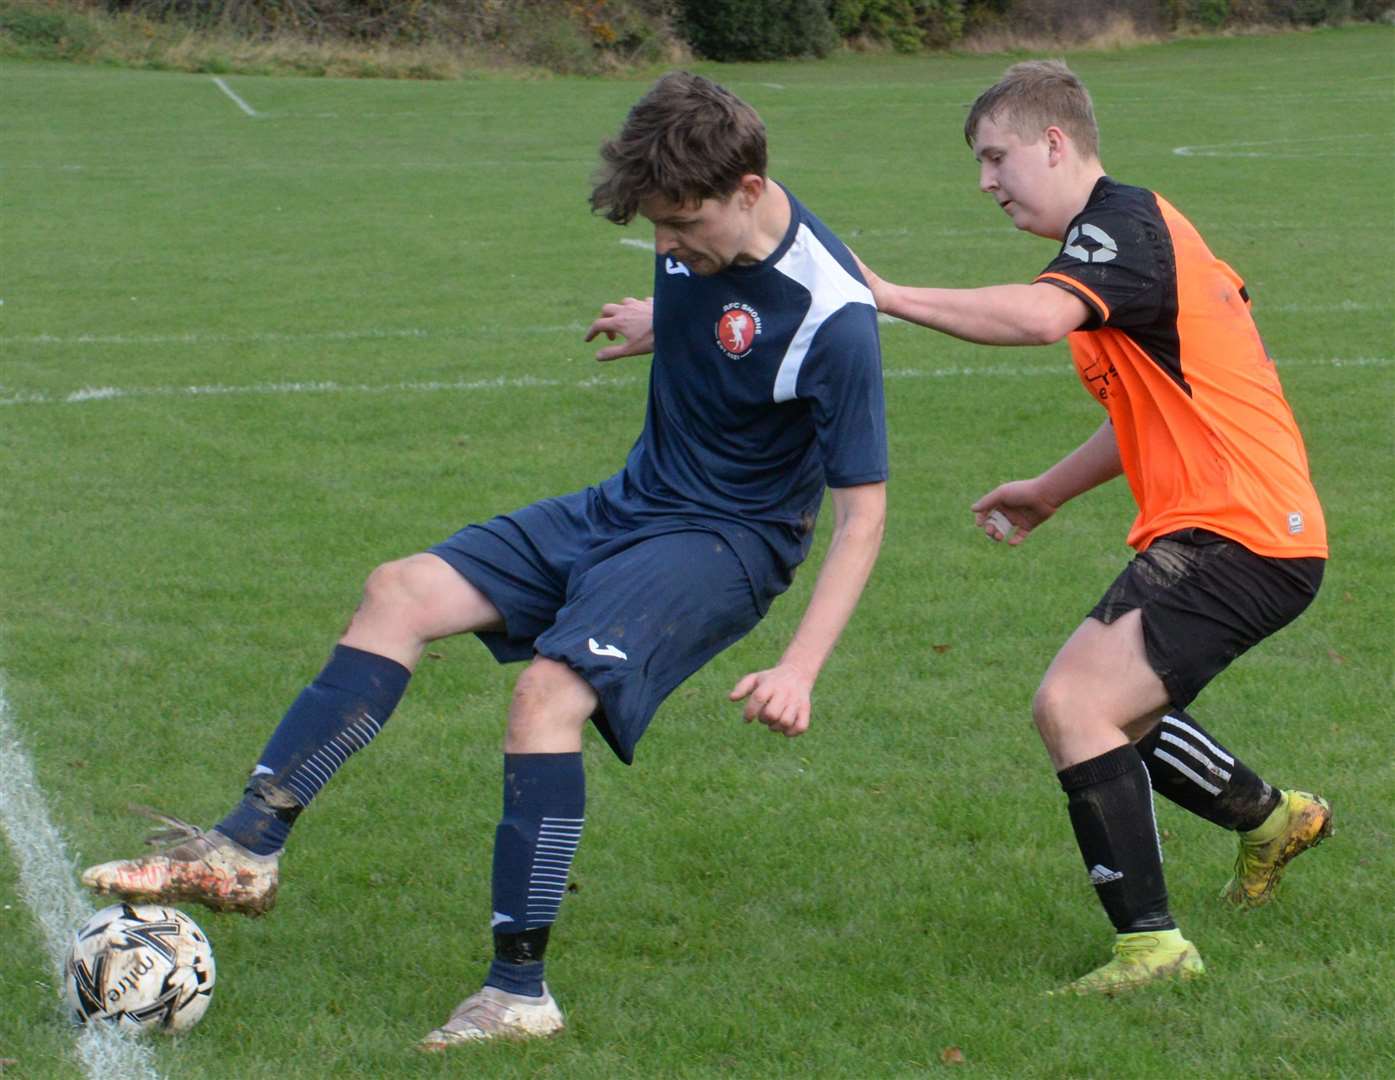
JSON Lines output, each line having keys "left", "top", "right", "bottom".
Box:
{"left": 729, "top": 663, "right": 813, "bottom": 738}
{"left": 971, "top": 481, "right": 1058, "bottom": 546}
{"left": 584, "top": 296, "right": 655, "bottom": 361}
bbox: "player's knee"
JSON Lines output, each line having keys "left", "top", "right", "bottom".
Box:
{"left": 512, "top": 658, "right": 594, "bottom": 720}
{"left": 506, "top": 659, "right": 594, "bottom": 751}
{"left": 357, "top": 556, "right": 449, "bottom": 627}
{"left": 1031, "top": 676, "right": 1074, "bottom": 744}
{"left": 361, "top": 558, "right": 415, "bottom": 612}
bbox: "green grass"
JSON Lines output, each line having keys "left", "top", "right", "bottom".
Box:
{"left": 2, "top": 25, "right": 1393, "bottom": 1079}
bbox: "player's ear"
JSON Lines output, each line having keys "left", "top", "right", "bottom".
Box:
{"left": 735, "top": 174, "right": 765, "bottom": 210}
{"left": 1045, "top": 125, "right": 1067, "bottom": 165}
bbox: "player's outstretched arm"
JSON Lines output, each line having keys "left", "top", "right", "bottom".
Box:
{"left": 730, "top": 482, "right": 886, "bottom": 737}
{"left": 584, "top": 296, "right": 655, "bottom": 361}
{"left": 971, "top": 420, "right": 1122, "bottom": 546}
{"left": 855, "top": 255, "right": 1089, "bottom": 347}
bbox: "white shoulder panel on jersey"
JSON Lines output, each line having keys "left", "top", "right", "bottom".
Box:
{"left": 770, "top": 224, "right": 875, "bottom": 404}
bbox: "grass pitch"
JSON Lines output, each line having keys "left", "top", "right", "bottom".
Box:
{"left": 2, "top": 26, "right": 1392, "bottom": 1079}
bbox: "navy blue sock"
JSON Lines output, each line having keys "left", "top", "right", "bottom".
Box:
{"left": 485, "top": 753, "right": 585, "bottom": 997}
{"left": 216, "top": 645, "right": 410, "bottom": 855}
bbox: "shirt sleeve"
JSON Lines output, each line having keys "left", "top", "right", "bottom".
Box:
{"left": 793, "top": 303, "right": 889, "bottom": 487}
{"left": 1034, "top": 202, "right": 1169, "bottom": 332}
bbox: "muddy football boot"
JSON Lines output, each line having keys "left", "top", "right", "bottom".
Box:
{"left": 1050, "top": 929, "right": 1205, "bottom": 996}
{"left": 418, "top": 984, "right": 564, "bottom": 1049}
{"left": 1222, "top": 790, "right": 1332, "bottom": 909}
{"left": 81, "top": 809, "right": 278, "bottom": 916}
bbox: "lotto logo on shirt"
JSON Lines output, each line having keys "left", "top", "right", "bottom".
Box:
{"left": 716, "top": 302, "right": 762, "bottom": 360}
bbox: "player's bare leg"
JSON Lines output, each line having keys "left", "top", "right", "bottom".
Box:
{"left": 338, "top": 552, "right": 506, "bottom": 668}
{"left": 82, "top": 554, "right": 501, "bottom": 915}
{"left": 1033, "top": 610, "right": 1171, "bottom": 773}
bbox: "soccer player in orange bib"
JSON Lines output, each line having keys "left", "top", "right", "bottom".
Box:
{"left": 858, "top": 60, "right": 1331, "bottom": 994}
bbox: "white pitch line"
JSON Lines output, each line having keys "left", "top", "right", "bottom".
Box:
{"left": 0, "top": 298, "right": 1373, "bottom": 352}
{"left": 12, "top": 294, "right": 1371, "bottom": 352}
{"left": 1266, "top": 301, "right": 1379, "bottom": 314}
{"left": 2, "top": 323, "right": 587, "bottom": 349}
{"left": 0, "top": 682, "right": 163, "bottom": 1080}
{"left": 1173, "top": 133, "right": 1380, "bottom": 158}
{"left": 212, "top": 76, "right": 259, "bottom": 118}
{"left": 2, "top": 374, "right": 580, "bottom": 407}
{"left": 1, "top": 356, "right": 1386, "bottom": 409}
{"left": 619, "top": 238, "right": 655, "bottom": 252}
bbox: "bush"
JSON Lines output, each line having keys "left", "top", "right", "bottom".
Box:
{"left": 1181, "top": 0, "right": 1233, "bottom": 27}
{"left": 679, "top": 0, "right": 839, "bottom": 60}
{"left": 91, "top": 0, "right": 684, "bottom": 72}
{"left": 4, "top": 0, "right": 1386, "bottom": 78}
{"left": 1206, "top": 0, "right": 1363, "bottom": 23}
{"left": 832, "top": 0, "right": 967, "bottom": 50}
{"left": 0, "top": 2, "right": 98, "bottom": 55}
{"left": 1260, "top": 0, "right": 1353, "bottom": 22}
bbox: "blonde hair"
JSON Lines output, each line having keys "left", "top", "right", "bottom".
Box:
{"left": 965, "top": 60, "right": 1100, "bottom": 160}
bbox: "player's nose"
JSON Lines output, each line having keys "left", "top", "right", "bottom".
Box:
{"left": 653, "top": 227, "right": 678, "bottom": 255}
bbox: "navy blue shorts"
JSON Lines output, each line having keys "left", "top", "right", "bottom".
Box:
{"left": 1090, "top": 528, "right": 1324, "bottom": 708}
{"left": 429, "top": 487, "right": 784, "bottom": 764}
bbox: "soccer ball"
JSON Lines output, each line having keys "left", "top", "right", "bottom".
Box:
{"left": 64, "top": 903, "right": 216, "bottom": 1034}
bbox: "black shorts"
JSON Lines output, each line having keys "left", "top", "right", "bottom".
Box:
{"left": 1090, "top": 529, "right": 1324, "bottom": 708}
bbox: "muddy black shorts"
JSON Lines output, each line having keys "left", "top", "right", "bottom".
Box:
{"left": 1090, "top": 528, "right": 1324, "bottom": 708}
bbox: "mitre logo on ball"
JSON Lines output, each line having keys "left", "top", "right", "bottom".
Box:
{"left": 715, "top": 302, "right": 762, "bottom": 359}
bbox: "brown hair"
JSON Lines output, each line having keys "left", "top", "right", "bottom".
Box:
{"left": 964, "top": 60, "right": 1100, "bottom": 160}
{"left": 590, "top": 71, "right": 768, "bottom": 225}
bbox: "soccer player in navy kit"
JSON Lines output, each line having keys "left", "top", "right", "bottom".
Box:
{"left": 82, "top": 72, "right": 888, "bottom": 1046}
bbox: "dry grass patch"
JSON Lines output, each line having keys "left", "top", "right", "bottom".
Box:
{"left": 958, "top": 12, "right": 1167, "bottom": 54}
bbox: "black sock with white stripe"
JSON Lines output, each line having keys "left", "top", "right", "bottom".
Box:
{"left": 1136, "top": 710, "right": 1279, "bottom": 832}
{"left": 1058, "top": 744, "right": 1174, "bottom": 934}
{"left": 216, "top": 645, "right": 410, "bottom": 855}
{"left": 487, "top": 752, "right": 585, "bottom": 998}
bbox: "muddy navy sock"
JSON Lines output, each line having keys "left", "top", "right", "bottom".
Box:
{"left": 216, "top": 645, "right": 410, "bottom": 855}
{"left": 1058, "top": 744, "right": 1174, "bottom": 934}
{"left": 1136, "top": 710, "right": 1280, "bottom": 832}
{"left": 486, "top": 752, "right": 585, "bottom": 998}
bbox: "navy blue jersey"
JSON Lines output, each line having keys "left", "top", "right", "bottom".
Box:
{"left": 597, "top": 185, "right": 887, "bottom": 581}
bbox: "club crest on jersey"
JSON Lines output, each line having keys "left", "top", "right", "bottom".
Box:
{"left": 716, "top": 302, "right": 762, "bottom": 359}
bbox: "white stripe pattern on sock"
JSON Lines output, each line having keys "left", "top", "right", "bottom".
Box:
{"left": 1145, "top": 787, "right": 1165, "bottom": 866}
{"left": 282, "top": 713, "right": 383, "bottom": 806}
{"left": 1154, "top": 747, "right": 1224, "bottom": 796}
{"left": 1159, "top": 730, "right": 1233, "bottom": 783}
{"left": 524, "top": 817, "right": 583, "bottom": 925}
{"left": 1162, "top": 714, "right": 1235, "bottom": 765}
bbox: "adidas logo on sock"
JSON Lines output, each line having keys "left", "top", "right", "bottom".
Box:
{"left": 1089, "top": 864, "right": 1124, "bottom": 885}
